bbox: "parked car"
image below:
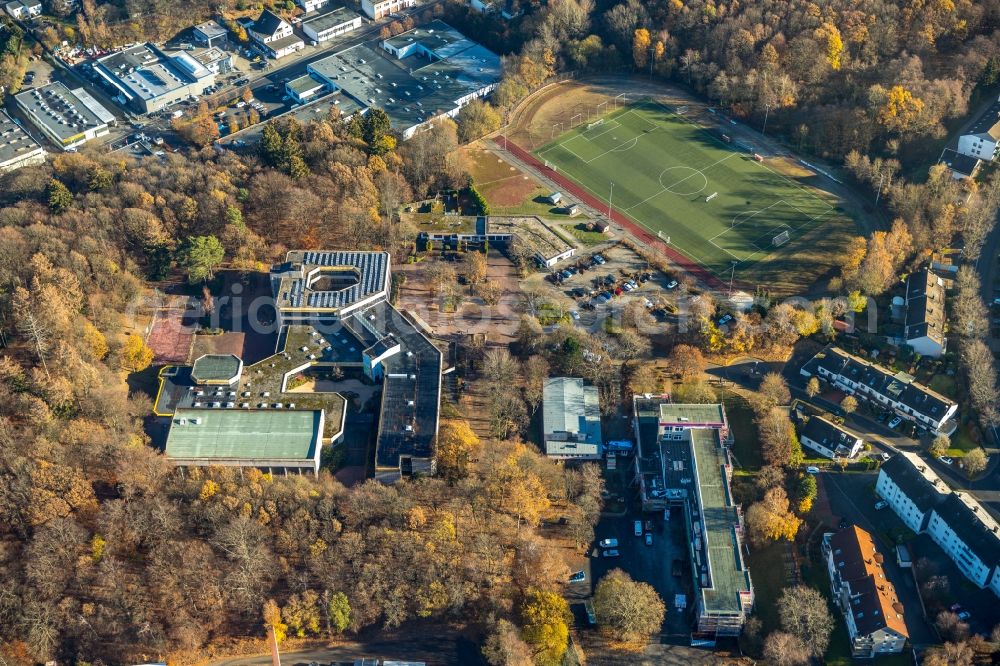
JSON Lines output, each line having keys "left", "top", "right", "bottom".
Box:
{"left": 806, "top": 466, "right": 820, "bottom": 474}
{"left": 875, "top": 500, "right": 888, "bottom": 510}
{"left": 644, "top": 520, "right": 653, "bottom": 532}
{"left": 958, "top": 611, "right": 971, "bottom": 621}
{"left": 717, "top": 313, "right": 733, "bottom": 326}
{"left": 950, "top": 603, "right": 963, "bottom": 612}
{"left": 877, "top": 452, "right": 891, "bottom": 461}
{"left": 568, "top": 570, "right": 586, "bottom": 583}
{"left": 593, "top": 255, "right": 605, "bottom": 265}
{"left": 634, "top": 520, "right": 643, "bottom": 536}
{"left": 887, "top": 416, "right": 903, "bottom": 428}
{"left": 570, "top": 310, "right": 580, "bottom": 321}
{"left": 940, "top": 456, "right": 954, "bottom": 465}
{"left": 644, "top": 533, "right": 653, "bottom": 546}
{"left": 585, "top": 600, "right": 597, "bottom": 625}
{"left": 603, "top": 549, "right": 620, "bottom": 557}
{"left": 666, "top": 280, "right": 678, "bottom": 289}
{"left": 598, "top": 538, "right": 618, "bottom": 548}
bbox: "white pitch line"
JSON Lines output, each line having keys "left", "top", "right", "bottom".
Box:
{"left": 625, "top": 152, "right": 737, "bottom": 212}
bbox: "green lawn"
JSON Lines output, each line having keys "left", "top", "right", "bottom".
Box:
{"left": 535, "top": 101, "right": 856, "bottom": 287}
{"left": 724, "top": 394, "right": 762, "bottom": 470}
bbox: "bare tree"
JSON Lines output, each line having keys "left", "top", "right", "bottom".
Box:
{"left": 12, "top": 286, "right": 51, "bottom": 378}
{"left": 778, "top": 586, "right": 834, "bottom": 657}
{"left": 763, "top": 631, "right": 810, "bottom": 666}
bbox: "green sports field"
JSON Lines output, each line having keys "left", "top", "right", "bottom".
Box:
{"left": 535, "top": 100, "right": 855, "bottom": 287}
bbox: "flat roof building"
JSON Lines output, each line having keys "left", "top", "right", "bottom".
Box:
{"left": 165, "top": 408, "right": 325, "bottom": 475}
{"left": 307, "top": 21, "right": 501, "bottom": 139}
{"left": 192, "top": 20, "right": 228, "bottom": 49}
{"left": 14, "top": 82, "right": 113, "bottom": 150}
{"left": 94, "top": 43, "right": 216, "bottom": 114}
{"left": 419, "top": 215, "right": 575, "bottom": 268}
{"left": 632, "top": 397, "right": 752, "bottom": 640}
{"left": 301, "top": 6, "right": 363, "bottom": 43}
{"left": 160, "top": 251, "right": 441, "bottom": 483}
{"left": 0, "top": 110, "right": 46, "bottom": 172}
{"left": 360, "top": 0, "right": 414, "bottom": 19}
{"left": 286, "top": 74, "right": 328, "bottom": 104}
{"left": 542, "top": 377, "right": 602, "bottom": 459}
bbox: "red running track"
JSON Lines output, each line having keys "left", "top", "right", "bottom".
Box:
{"left": 500, "top": 136, "right": 741, "bottom": 293}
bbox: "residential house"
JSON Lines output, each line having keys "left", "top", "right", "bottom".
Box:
{"left": 799, "top": 415, "right": 864, "bottom": 460}
{"left": 248, "top": 9, "right": 304, "bottom": 59}
{"left": 939, "top": 148, "right": 981, "bottom": 181}
{"left": 878, "top": 453, "right": 1000, "bottom": 597}
{"left": 875, "top": 451, "right": 949, "bottom": 533}
{"left": 823, "top": 526, "right": 909, "bottom": 657}
{"left": 360, "top": 0, "right": 414, "bottom": 20}
{"left": 903, "top": 268, "right": 946, "bottom": 358}
{"left": 957, "top": 98, "right": 1000, "bottom": 162}
{"left": 927, "top": 493, "right": 1000, "bottom": 595}
{"left": 542, "top": 377, "right": 602, "bottom": 459}
{"left": 4, "top": 0, "right": 42, "bottom": 19}
{"left": 802, "top": 347, "right": 958, "bottom": 434}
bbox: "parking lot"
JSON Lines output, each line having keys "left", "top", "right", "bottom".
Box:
{"left": 568, "top": 505, "right": 694, "bottom": 639}
{"left": 526, "top": 243, "right": 684, "bottom": 332}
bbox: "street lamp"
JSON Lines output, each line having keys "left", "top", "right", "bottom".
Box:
{"left": 728, "top": 260, "right": 738, "bottom": 297}
{"left": 762, "top": 103, "right": 771, "bottom": 136}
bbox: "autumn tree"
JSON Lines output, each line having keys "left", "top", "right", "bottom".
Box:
{"left": 779, "top": 586, "right": 834, "bottom": 657}
{"left": 758, "top": 373, "right": 791, "bottom": 409}
{"left": 930, "top": 434, "right": 950, "bottom": 458}
{"left": 262, "top": 599, "right": 287, "bottom": 643}
{"left": 518, "top": 588, "right": 570, "bottom": 666}
{"left": 745, "top": 487, "right": 802, "bottom": 546}
{"left": 593, "top": 568, "right": 665, "bottom": 646}
{"left": 667, "top": 344, "right": 705, "bottom": 381}
{"left": 456, "top": 99, "right": 501, "bottom": 143}
{"left": 464, "top": 250, "right": 488, "bottom": 287}
{"left": 632, "top": 28, "right": 651, "bottom": 68}
{"left": 841, "top": 395, "right": 858, "bottom": 415}
{"left": 964, "top": 448, "right": 988, "bottom": 477}
{"left": 757, "top": 408, "right": 803, "bottom": 467}
{"left": 806, "top": 377, "right": 820, "bottom": 398}
{"left": 118, "top": 334, "right": 154, "bottom": 373}
{"left": 436, "top": 419, "right": 481, "bottom": 484}
{"left": 483, "top": 619, "right": 533, "bottom": 666}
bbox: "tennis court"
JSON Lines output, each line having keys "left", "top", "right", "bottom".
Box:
{"left": 535, "top": 100, "right": 850, "bottom": 284}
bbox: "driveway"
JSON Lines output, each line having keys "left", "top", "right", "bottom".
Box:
{"left": 818, "top": 472, "right": 938, "bottom": 647}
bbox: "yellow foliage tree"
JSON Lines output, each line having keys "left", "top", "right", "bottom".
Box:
{"left": 82, "top": 322, "right": 108, "bottom": 360}
{"left": 632, "top": 29, "right": 651, "bottom": 69}
{"left": 436, "top": 419, "right": 481, "bottom": 483}
{"left": 262, "top": 599, "right": 287, "bottom": 643}
{"left": 877, "top": 85, "right": 925, "bottom": 133}
{"left": 814, "top": 23, "right": 844, "bottom": 70}
{"left": 119, "top": 334, "right": 153, "bottom": 373}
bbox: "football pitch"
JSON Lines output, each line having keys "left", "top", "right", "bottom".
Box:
{"left": 535, "top": 100, "right": 850, "bottom": 285}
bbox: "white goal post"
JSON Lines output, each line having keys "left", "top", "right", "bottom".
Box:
{"left": 772, "top": 230, "right": 791, "bottom": 247}
{"left": 705, "top": 192, "right": 718, "bottom": 202}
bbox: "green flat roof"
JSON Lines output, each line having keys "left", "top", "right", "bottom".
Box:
{"left": 166, "top": 408, "right": 321, "bottom": 461}
{"left": 192, "top": 354, "right": 242, "bottom": 383}
{"left": 659, "top": 403, "right": 725, "bottom": 425}
{"left": 690, "top": 428, "right": 752, "bottom": 613}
